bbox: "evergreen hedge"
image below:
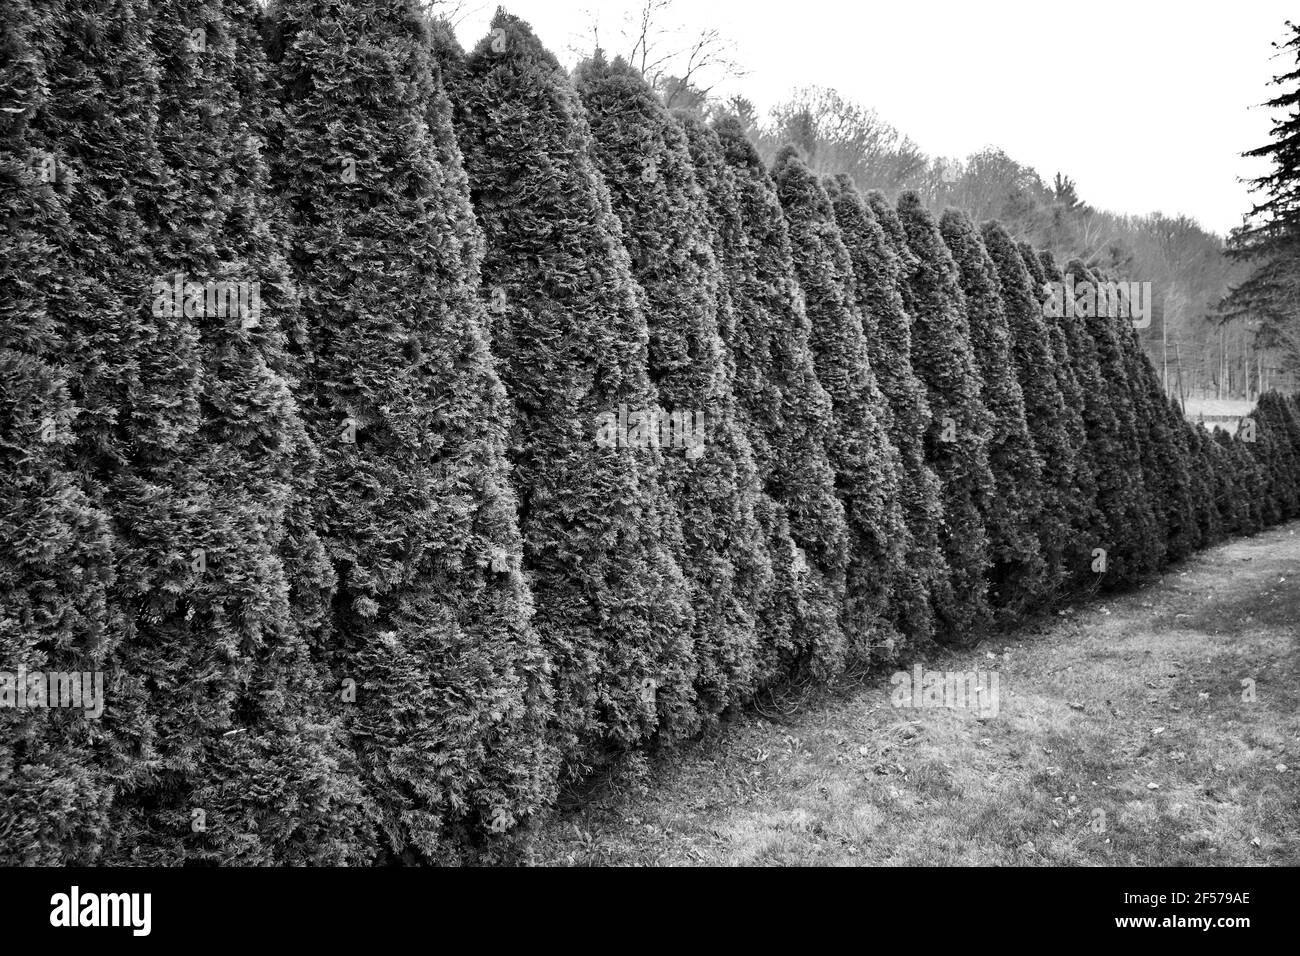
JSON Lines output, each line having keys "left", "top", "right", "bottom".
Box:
{"left": 3, "top": 2, "right": 1297, "bottom": 863}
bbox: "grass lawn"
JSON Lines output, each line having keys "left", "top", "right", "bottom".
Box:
{"left": 521, "top": 523, "right": 1300, "bottom": 866}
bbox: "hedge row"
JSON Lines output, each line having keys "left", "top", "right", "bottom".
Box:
{"left": 3, "top": 2, "right": 1297, "bottom": 864}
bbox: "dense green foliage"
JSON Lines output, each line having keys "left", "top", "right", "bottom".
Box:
{"left": 0, "top": 0, "right": 118, "bottom": 862}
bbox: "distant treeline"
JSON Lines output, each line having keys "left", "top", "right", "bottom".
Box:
{"left": 719, "top": 86, "right": 1276, "bottom": 399}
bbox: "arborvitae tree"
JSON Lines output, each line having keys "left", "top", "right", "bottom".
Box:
{"left": 1122, "top": 320, "right": 1196, "bottom": 564}
{"left": 1287, "top": 398, "right": 1300, "bottom": 467}
{"left": 1066, "top": 258, "right": 1164, "bottom": 582}
{"left": 1252, "top": 392, "right": 1300, "bottom": 520}
{"left": 1103, "top": 270, "right": 1196, "bottom": 565}
{"left": 1134, "top": 308, "right": 1198, "bottom": 561}
{"left": 1186, "top": 422, "right": 1223, "bottom": 546}
{"left": 981, "top": 223, "right": 1077, "bottom": 597}
{"left": 574, "top": 54, "right": 773, "bottom": 713}
{"left": 1036, "top": 252, "right": 1120, "bottom": 584}
{"left": 825, "top": 174, "right": 948, "bottom": 646}
{"left": 939, "top": 211, "right": 1046, "bottom": 614}
{"left": 1208, "top": 429, "right": 1243, "bottom": 535}
{"left": 0, "top": 0, "right": 118, "bottom": 862}
{"left": 65, "top": 0, "right": 375, "bottom": 866}
{"left": 678, "top": 113, "right": 816, "bottom": 684}
{"left": 771, "top": 147, "right": 910, "bottom": 661}
{"left": 1018, "top": 241, "right": 1098, "bottom": 589}
{"left": 1284, "top": 392, "right": 1300, "bottom": 460}
{"left": 1234, "top": 423, "right": 1257, "bottom": 531}
{"left": 1247, "top": 410, "right": 1276, "bottom": 528}
{"left": 1269, "top": 392, "right": 1300, "bottom": 516}
{"left": 1173, "top": 413, "right": 1203, "bottom": 552}
{"left": 865, "top": 191, "right": 922, "bottom": 316}
{"left": 15, "top": 0, "right": 224, "bottom": 864}
{"left": 228, "top": 0, "right": 339, "bottom": 657}
{"left": 1251, "top": 404, "right": 1289, "bottom": 527}
{"left": 710, "top": 116, "right": 850, "bottom": 674}
{"left": 443, "top": 12, "right": 696, "bottom": 768}
{"left": 267, "top": 1, "right": 554, "bottom": 861}
{"left": 1171, "top": 398, "right": 1207, "bottom": 552}
{"left": 1231, "top": 423, "right": 1270, "bottom": 532}
{"left": 893, "top": 192, "right": 994, "bottom": 639}
{"left": 0, "top": 353, "right": 115, "bottom": 863}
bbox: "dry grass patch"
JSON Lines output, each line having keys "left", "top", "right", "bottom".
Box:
{"left": 524, "top": 525, "right": 1300, "bottom": 866}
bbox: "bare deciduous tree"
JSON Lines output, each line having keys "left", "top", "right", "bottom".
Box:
{"left": 578, "top": 0, "right": 746, "bottom": 111}
{"left": 759, "top": 86, "right": 926, "bottom": 192}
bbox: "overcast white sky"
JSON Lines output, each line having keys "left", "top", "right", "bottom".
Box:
{"left": 449, "top": 0, "right": 1293, "bottom": 237}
